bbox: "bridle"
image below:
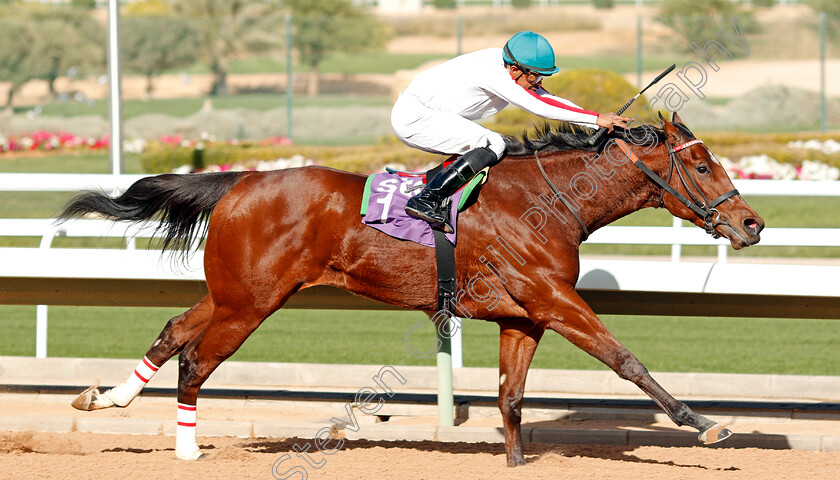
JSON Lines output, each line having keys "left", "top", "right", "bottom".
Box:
{"left": 534, "top": 136, "right": 740, "bottom": 241}
{"left": 616, "top": 137, "right": 740, "bottom": 238}
{"left": 534, "top": 149, "right": 591, "bottom": 240}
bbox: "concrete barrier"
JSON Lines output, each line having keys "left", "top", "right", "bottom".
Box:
{"left": 2, "top": 356, "right": 839, "bottom": 402}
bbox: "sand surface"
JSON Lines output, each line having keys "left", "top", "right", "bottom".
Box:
{"left": 2, "top": 430, "right": 839, "bottom": 480}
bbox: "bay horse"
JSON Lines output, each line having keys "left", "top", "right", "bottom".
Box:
{"left": 64, "top": 112, "right": 763, "bottom": 466}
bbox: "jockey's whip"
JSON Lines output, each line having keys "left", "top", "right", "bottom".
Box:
{"left": 587, "top": 63, "right": 676, "bottom": 146}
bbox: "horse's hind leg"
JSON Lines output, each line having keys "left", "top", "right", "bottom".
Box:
{"left": 539, "top": 284, "right": 731, "bottom": 445}
{"left": 497, "top": 319, "right": 545, "bottom": 467}
{"left": 72, "top": 295, "right": 214, "bottom": 411}
{"left": 173, "top": 300, "right": 280, "bottom": 460}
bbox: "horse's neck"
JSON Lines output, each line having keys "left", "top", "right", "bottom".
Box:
{"left": 508, "top": 146, "right": 663, "bottom": 239}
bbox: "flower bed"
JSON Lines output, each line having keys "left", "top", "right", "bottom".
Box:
{"left": 786, "top": 139, "right": 840, "bottom": 155}
{"left": 0, "top": 131, "right": 109, "bottom": 153}
{"left": 140, "top": 133, "right": 298, "bottom": 173}
{"left": 719, "top": 155, "right": 840, "bottom": 181}
{"left": 172, "top": 154, "right": 314, "bottom": 174}
{"left": 718, "top": 139, "right": 840, "bottom": 181}
{"left": 5, "top": 129, "right": 840, "bottom": 182}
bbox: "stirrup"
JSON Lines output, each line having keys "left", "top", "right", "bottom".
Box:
{"left": 405, "top": 200, "right": 453, "bottom": 234}
{"left": 424, "top": 217, "right": 454, "bottom": 234}
{"left": 435, "top": 199, "right": 454, "bottom": 234}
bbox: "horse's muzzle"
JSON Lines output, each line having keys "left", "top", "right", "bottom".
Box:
{"left": 721, "top": 215, "right": 764, "bottom": 250}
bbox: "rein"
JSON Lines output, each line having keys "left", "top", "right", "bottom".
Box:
{"left": 614, "top": 138, "right": 739, "bottom": 238}
{"left": 534, "top": 149, "right": 590, "bottom": 240}
{"left": 534, "top": 137, "right": 739, "bottom": 241}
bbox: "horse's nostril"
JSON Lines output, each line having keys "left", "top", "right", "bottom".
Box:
{"left": 744, "top": 218, "right": 760, "bottom": 234}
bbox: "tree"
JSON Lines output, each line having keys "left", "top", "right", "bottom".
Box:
{"left": 807, "top": 0, "right": 840, "bottom": 41}
{"left": 656, "top": 0, "right": 757, "bottom": 53}
{"left": 285, "top": 0, "right": 389, "bottom": 96}
{"left": 807, "top": 0, "right": 840, "bottom": 16}
{"left": 125, "top": 0, "right": 172, "bottom": 16}
{"left": 170, "top": 0, "right": 285, "bottom": 96}
{"left": 25, "top": 6, "right": 106, "bottom": 97}
{"left": 122, "top": 15, "right": 201, "bottom": 97}
{"left": 0, "top": 20, "right": 37, "bottom": 108}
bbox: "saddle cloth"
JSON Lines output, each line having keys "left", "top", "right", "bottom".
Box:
{"left": 360, "top": 170, "right": 485, "bottom": 248}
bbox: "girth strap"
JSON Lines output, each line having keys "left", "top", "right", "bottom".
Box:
{"left": 433, "top": 226, "right": 457, "bottom": 316}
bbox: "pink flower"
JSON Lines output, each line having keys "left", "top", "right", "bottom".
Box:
{"left": 160, "top": 135, "right": 184, "bottom": 146}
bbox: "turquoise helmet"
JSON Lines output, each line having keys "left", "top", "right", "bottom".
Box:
{"left": 502, "top": 31, "right": 559, "bottom": 75}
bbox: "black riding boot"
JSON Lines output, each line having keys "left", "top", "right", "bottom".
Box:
{"left": 405, "top": 146, "right": 497, "bottom": 233}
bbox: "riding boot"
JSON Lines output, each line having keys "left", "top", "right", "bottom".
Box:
{"left": 405, "top": 146, "right": 497, "bottom": 233}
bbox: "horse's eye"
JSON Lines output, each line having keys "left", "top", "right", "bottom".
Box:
{"left": 696, "top": 165, "right": 710, "bottom": 175}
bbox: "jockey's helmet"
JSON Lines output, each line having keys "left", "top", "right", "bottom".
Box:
{"left": 502, "top": 31, "right": 560, "bottom": 75}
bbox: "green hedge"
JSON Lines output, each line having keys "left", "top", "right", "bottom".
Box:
{"left": 493, "top": 68, "right": 648, "bottom": 137}
{"left": 139, "top": 141, "right": 441, "bottom": 174}
{"left": 139, "top": 131, "right": 840, "bottom": 175}
{"left": 432, "top": 0, "right": 456, "bottom": 9}
{"left": 702, "top": 132, "right": 840, "bottom": 168}
{"left": 139, "top": 146, "right": 196, "bottom": 173}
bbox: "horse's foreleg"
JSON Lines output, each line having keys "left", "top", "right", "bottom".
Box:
{"left": 540, "top": 285, "right": 731, "bottom": 445}
{"left": 71, "top": 295, "right": 214, "bottom": 411}
{"left": 497, "top": 319, "right": 545, "bottom": 467}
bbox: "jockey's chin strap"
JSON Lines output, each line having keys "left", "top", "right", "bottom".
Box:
{"left": 615, "top": 138, "right": 740, "bottom": 239}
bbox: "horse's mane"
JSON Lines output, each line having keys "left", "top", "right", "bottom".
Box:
{"left": 503, "top": 121, "right": 696, "bottom": 156}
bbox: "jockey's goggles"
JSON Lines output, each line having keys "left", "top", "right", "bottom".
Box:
{"left": 523, "top": 70, "right": 545, "bottom": 83}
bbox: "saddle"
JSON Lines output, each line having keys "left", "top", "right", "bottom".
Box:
{"left": 360, "top": 156, "right": 489, "bottom": 318}
{"left": 384, "top": 155, "right": 488, "bottom": 214}
{"left": 360, "top": 157, "right": 488, "bottom": 246}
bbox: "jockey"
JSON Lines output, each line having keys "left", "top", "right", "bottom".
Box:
{"left": 392, "top": 31, "right": 630, "bottom": 233}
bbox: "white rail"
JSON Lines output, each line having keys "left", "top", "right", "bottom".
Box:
{"left": 0, "top": 173, "right": 147, "bottom": 193}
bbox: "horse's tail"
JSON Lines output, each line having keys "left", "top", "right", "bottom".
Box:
{"left": 58, "top": 172, "right": 245, "bottom": 258}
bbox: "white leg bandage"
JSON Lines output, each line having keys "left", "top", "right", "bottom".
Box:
{"left": 176, "top": 403, "right": 202, "bottom": 460}
{"left": 105, "top": 356, "right": 159, "bottom": 407}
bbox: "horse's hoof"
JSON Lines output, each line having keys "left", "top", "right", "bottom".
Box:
{"left": 699, "top": 424, "right": 732, "bottom": 445}
{"left": 176, "top": 449, "right": 204, "bottom": 461}
{"left": 506, "top": 456, "right": 527, "bottom": 467}
{"left": 71, "top": 382, "right": 100, "bottom": 411}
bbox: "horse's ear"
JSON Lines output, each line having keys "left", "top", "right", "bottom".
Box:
{"left": 661, "top": 112, "right": 682, "bottom": 144}
{"left": 671, "top": 111, "right": 684, "bottom": 125}
{"left": 658, "top": 110, "right": 675, "bottom": 129}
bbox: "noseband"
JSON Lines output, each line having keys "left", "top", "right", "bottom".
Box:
{"left": 616, "top": 138, "right": 739, "bottom": 238}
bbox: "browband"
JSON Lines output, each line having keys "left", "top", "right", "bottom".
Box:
{"left": 672, "top": 139, "right": 704, "bottom": 152}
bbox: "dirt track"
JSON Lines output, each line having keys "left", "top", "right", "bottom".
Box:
{"left": 2, "top": 430, "right": 839, "bottom": 480}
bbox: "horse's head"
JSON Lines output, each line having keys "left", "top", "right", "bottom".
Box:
{"left": 652, "top": 112, "right": 764, "bottom": 250}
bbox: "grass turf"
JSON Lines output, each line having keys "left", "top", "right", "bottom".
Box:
{"left": 0, "top": 306, "right": 837, "bottom": 376}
